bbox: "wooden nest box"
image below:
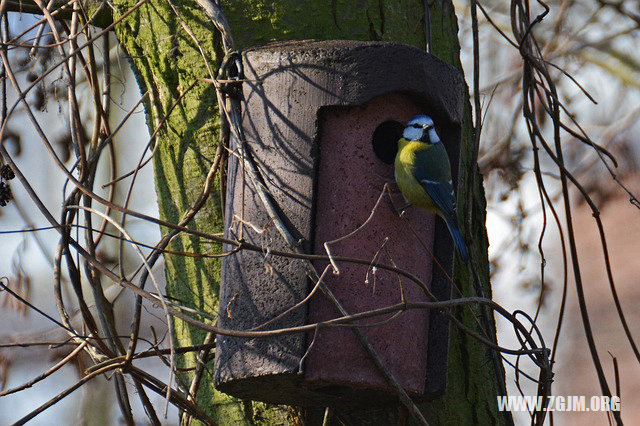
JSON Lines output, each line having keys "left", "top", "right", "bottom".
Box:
{"left": 214, "top": 40, "right": 465, "bottom": 407}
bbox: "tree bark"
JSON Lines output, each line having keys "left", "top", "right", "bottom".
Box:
{"left": 109, "top": 0, "right": 510, "bottom": 424}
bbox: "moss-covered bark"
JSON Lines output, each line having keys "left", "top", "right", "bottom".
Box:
{"left": 110, "top": 0, "right": 508, "bottom": 424}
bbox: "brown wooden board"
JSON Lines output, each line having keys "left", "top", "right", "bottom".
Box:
{"left": 214, "top": 40, "right": 464, "bottom": 406}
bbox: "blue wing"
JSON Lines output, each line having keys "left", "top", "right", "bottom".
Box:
{"left": 415, "top": 173, "right": 469, "bottom": 262}
{"left": 419, "top": 179, "right": 456, "bottom": 221}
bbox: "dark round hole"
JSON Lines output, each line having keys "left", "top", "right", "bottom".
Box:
{"left": 372, "top": 120, "right": 404, "bottom": 164}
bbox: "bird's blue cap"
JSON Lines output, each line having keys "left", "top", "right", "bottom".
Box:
{"left": 403, "top": 114, "right": 438, "bottom": 141}
{"left": 406, "top": 115, "right": 434, "bottom": 127}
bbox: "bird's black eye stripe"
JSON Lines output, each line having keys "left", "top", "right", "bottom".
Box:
{"left": 411, "top": 123, "right": 422, "bottom": 128}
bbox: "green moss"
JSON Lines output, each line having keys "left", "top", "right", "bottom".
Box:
{"left": 111, "top": 0, "right": 236, "bottom": 423}
{"left": 223, "top": 0, "right": 425, "bottom": 49}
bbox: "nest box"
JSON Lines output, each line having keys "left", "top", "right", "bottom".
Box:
{"left": 214, "top": 40, "right": 465, "bottom": 406}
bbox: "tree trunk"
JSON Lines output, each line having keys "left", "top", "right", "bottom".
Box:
{"left": 111, "top": 0, "right": 509, "bottom": 424}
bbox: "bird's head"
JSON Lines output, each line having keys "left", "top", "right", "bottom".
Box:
{"left": 402, "top": 114, "right": 441, "bottom": 144}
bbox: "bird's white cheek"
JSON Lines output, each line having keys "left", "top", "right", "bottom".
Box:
{"left": 402, "top": 127, "right": 422, "bottom": 140}
{"left": 428, "top": 128, "right": 441, "bottom": 143}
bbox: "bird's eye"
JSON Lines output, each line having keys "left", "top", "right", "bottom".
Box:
{"left": 411, "top": 123, "right": 422, "bottom": 128}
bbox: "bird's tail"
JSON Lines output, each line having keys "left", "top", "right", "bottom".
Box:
{"left": 445, "top": 218, "right": 469, "bottom": 262}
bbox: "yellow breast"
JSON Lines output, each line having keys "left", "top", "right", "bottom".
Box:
{"left": 394, "top": 139, "right": 437, "bottom": 212}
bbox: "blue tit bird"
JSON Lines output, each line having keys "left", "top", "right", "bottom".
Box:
{"left": 394, "top": 114, "right": 469, "bottom": 262}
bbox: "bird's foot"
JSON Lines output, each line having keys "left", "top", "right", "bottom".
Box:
{"left": 393, "top": 203, "right": 412, "bottom": 217}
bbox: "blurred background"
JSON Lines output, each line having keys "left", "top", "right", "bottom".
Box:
{"left": 456, "top": 1, "right": 640, "bottom": 424}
